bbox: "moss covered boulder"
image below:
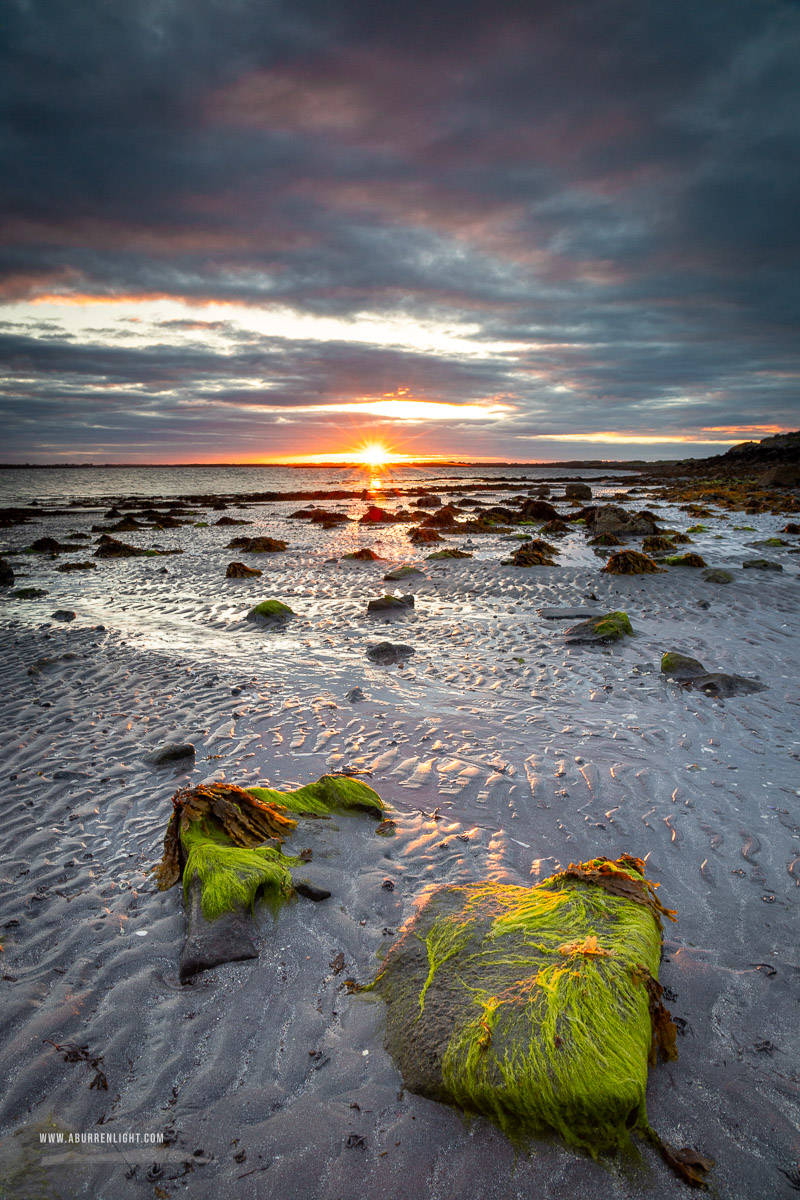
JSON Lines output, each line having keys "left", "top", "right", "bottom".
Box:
{"left": 384, "top": 565, "right": 423, "bottom": 581}
{"left": 602, "top": 550, "right": 662, "bottom": 575}
{"left": 662, "top": 553, "right": 707, "bottom": 568}
{"left": 565, "top": 611, "right": 633, "bottom": 644}
{"left": 742, "top": 558, "right": 782, "bottom": 571}
{"left": 246, "top": 599, "right": 295, "bottom": 623}
{"left": 372, "top": 856, "right": 682, "bottom": 1159}
{"left": 367, "top": 594, "right": 414, "bottom": 613}
{"left": 427, "top": 548, "right": 472, "bottom": 560}
{"left": 701, "top": 568, "right": 733, "bottom": 584}
{"left": 226, "top": 535, "right": 287, "bottom": 553}
{"left": 660, "top": 650, "right": 765, "bottom": 697}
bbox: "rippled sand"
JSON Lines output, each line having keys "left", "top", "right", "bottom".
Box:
{"left": 1, "top": 481, "right": 799, "bottom": 1199}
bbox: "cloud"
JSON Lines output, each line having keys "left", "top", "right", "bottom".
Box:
{"left": 1, "top": 0, "right": 799, "bottom": 459}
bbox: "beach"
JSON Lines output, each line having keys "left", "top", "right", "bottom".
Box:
{"left": 1, "top": 463, "right": 799, "bottom": 1199}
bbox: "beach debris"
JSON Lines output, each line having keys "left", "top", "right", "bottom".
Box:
{"left": 564, "top": 611, "right": 634, "bottom": 643}
{"left": 226, "top": 561, "right": 262, "bottom": 578}
{"left": 409, "top": 527, "right": 444, "bottom": 543}
{"left": 154, "top": 777, "right": 385, "bottom": 979}
{"left": 226, "top": 536, "right": 287, "bottom": 553}
{"left": 565, "top": 482, "right": 593, "bottom": 499}
{"left": 426, "top": 548, "right": 472, "bottom": 559}
{"left": 0, "top": 557, "right": 14, "bottom": 587}
{"left": 508, "top": 539, "right": 558, "bottom": 567}
{"left": 44, "top": 1040, "right": 108, "bottom": 1091}
{"left": 660, "top": 650, "right": 766, "bottom": 697}
{"left": 701, "top": 568, "right": 733, "bottom": 584}
{"left": 384, "top": 565, "right": 423, "bottom": 580}
{"left": 602, "top": 550, "right": 663, "bottom": 574}
{"left": 366, "top": 856, "right": 706, "bottom": 1180}
{"left": 50, "top": 610, "right": 76, "bottom": 622}
{"left": 366, "top": 641, "right": 415, "bottom": 665}
{"left": 662, "top": 553, "right": 707, "bottom": 567}
{"left": 343, "top": 548, "right": 385, "bottom": 561}
{"left": 148, "top": 742, "right": 196, "bottom": 767}
{"left": 56, "top": 561, "right": 96, "bottom": 572}
{"left": 367, "top": 594, "right": 414, "bottom": 613}
{"left": 246, "top": 599, "right": 295, "bottom": 623}
{"left": 742, "top": 558, "right": 782, "bottom": 571}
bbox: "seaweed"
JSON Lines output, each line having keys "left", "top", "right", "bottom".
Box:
{"left": 249, "top": 774, "right": 384, "bottom": 818}
{"left": 602, "top": 550, "right": 662, "bottom": 575}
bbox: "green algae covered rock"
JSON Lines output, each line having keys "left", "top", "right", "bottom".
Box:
{"left": 662, "top": 552, "right": 707, "bottom": 568}
{"left": 660, "top": 651, "right": 706, "bottom": 678}
{"left": 249, "top": 774, "right": 384, "bottom": 818}
{"left": 426, "top": 548, "right": 472, "bottom": 560}
{"left": 372, "top": 856, "right": 679, "bottom": 1157}
{"left": 565, "top": 610, "right": 633, "bottom": 643}
{"left": 246, "top": 599, "right": 295, "bottom": 622}
{"left": 384, "top": 565, "right": 424, "bottom": 581}
{"left": 702, "top": 568, "right": 733, "bottom": 584}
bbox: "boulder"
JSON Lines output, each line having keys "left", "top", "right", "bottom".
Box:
{"left": 51, "top": 610, "right": 76, "bottom": 622}
{"left": 343, "top": 548, "right": 385, "bottom": 561}
{"left": 226, "top": 536, "right": 287, "bottom": 553}
{"left": 360, "top": 506, "right": 402, "bottom": 524}
{"left": 94, "top": 535, "right": 147, "bottom": 558}
{"left": 179, "top": 873, "right": 259, "bottom": 981}
{"left": 702, "top": 569, "right": 733, "bottom": 584}
{"left": 518, "top": 498, "right": 559, "bottom": 521}
{"left": 564, "top": 611, "right": 633, "bottom": 643}
{"left": 565, "top": 483, "right": 592, "bottom": 500}
{"left": 427, "top": 548, "right": 472, "bottom": 560}
{"left": 409, "top": 527, "right": 443, "bottom": 544}
{"left": 384, "top": 565, "right": 423, "bottom": 581}
{"left": 246, "top": 600, "right": 295, "bottom": 623}
{"left": 587, "top": 505, "right": 659, "bottom": 537}
{"left": 366, "top": 642, "right": 415, "bottom": 665}
{"left": 226, "top": 561, "right": 263, "bottom": 578}
{"left": 662, "top": 553, "right": 707, "bottom": 568}
{"left": 742, "top": 558, "right": 782, "bottom": 571}
{"left": 0, "top": 557, "right": 14, "bottom": 587}
{"left": 148, "top": 742, "right": 196, "bottom": 766}
{"left": 660, "top": 651, "right": 765, "bottom": 697}
{"left": 758, "top": 464, "right": 800, "bottom": 488}
{"left": 367, "top": 594, "right": 414, "bottom": 613}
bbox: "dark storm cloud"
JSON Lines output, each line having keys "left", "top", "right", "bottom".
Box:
{"left": 1, "top": 0, "right": 799, "bottom": 456}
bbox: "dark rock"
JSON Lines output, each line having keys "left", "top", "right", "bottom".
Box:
{"left": 295, "top": 882, "right": 332, "bottom": 902}
{"left": 360, "top": 505, "right": 402, "bottom": 524}
{"left": 343, "top": 548, "right": 385, "bottom": 561}
{"left": 384, "top": 565, "right": 423, "bottom": 581}
{"left": 539, "top": 607, "right": 599, "bottom": 620}
{"left": 518, "top": 498, "right": 559, "bottom": 521}
{"left": 346, "top": 687, "right": 366, "bottom": 702}
{"left": 367, "top": 594, "right": 414, "bottom": 613}
{"left": 51, "top": 610, "right": 76, "bottom": 622}
{"left": 94, "top": 535, "right": 147, "bottom": 558}
{"left": 742, "top": 558, "right": 782, "bottom": 571}
{"left": 586, "top": 505, "right": 659, "bottom": 537}
{"left": 660, "top": 651, "right": 766, "bottom": 696}
{"left": 408, "top": 527, "right": 443, "bottom": 544}
{"left": 226, "top": 536, "right": 287, "bottom": 553}
{"left": 510, "top": 540, "right": 557, "bottom": 567}
{"left": 758, "top": 464, "right": 800, "bottom": 488}
{"left": 0, "top": 557, "right": 14, "bottom": 587}
{"left": 366, "top": 642, "right": 415, "bottom": 665}
{"left": 149, "top": 742, "right": 196, "bottom": 766}
{"left": 215, "top": 516, "right": 252, "bottom": 526}
{"left": 565, "top": 483, "right": 592, "bottom": 500}
{"left": 426, "top": 548, "right": 472, "bottom": 560}
{"left": 179, "top": 875, "right": 259, "bottom": 981}
{"left": 702, "top": 568, "right": 733, "bottom": 584}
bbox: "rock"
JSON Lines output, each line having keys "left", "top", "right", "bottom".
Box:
{"left": 510, "top": 540, "right": 558, "bottom": 567}
{"left": 565, "top": 611, "right": 634, "bottom": 643}
{"left": 29, "top": 536, "right": 66, "bottom": 554}
{"left": 360, "top": 505, "right": 401, "bottom": 524}
{"left": 540, "top": 518, "right": 569, "bottom": 535}
{"left": 518, "top": 498, "right": 559, "bottom": 521}
{"left": 662, "top": 552, "right": 707, "bottom": 567}
{"left": 601, "top": 550, "right": 662, "bottom": 575}
{"left": 641, "top": 536, "right": 676, "bottom": 555}
{"left": 758, "top": 464, "right": 800, "bottom": 488}
{"left": 782, "top": 522, "right": 800, "bottom": 534}
{"left": 179, "top": 874, "right": 259, "bottom": 981}
{"left": 384, "top": 565, "right": 423, "bottom": 581}
{"left": 539, "top": 608, "right": 599, "bottom": 620}
{"left": 346, "top": 686, "right": 366, "bottom": 702}
{"left": 56, "top": 561, "right": 96, "bottom": 572}
{"left": 215, "top": 516, "right": 252, "bottom": 526}
{"left": 588, "top": 533, "right": 622, "bottom": 547}
{"left": 0, "top": 557, "right": 14, "bottom": 587}
{"left": 51, "top": 610, "right": 76, "bottom": 622}
{"left": 419, "top": 507, "right": 461, "bottom": 529}
{"left": 702, "top": 568, "right": 733, "bottom": 584}
{"left": 409, "top": 527, "right": 443, "bottom": 544}
{"left": 367, "top": 594, "right": 415, "bottom": 613}
{"left": 294, "top": 882, "right": 331, "bottom": 902}
{"left": 149, "top": 742, "right": 196, "bottom": 766}
{"left": 343, "top": 548, "right": 385, "bottom": 561}
{"left": 587, "top": 505, "right": 659, "bottom": 537}
{"left": 660, "top": 651, "right": 765, "bottom": 697}
{"left": 11, "top": 587, "right": 48, "bottom": 599}
{"left": 373, "top": 856, "right": 679, "bottom": 1159}
{"left": 226, "top": 561, "right": 263, "bottom": 578}
{"left": 246, "top": 600, "right": 295, "bottom": 622}
{"left": 414, "top": 495, "right": 442, "bottom": 508}
{"left": 366, "top": 642, "right": 415, "bottom": 665}
{"left": 94, "top": 535, "right": 147, "bottom": 558}
{"left": 565, "top": 483, "right": 592, "bottom": 500}
{"left": 426, "top": 548, "right": 472, "bottom": 560}
{"left": 226, "top": 536, "right": 287, "bottom": 553}
{"left": 742, "top": 558, "right": 782, "bottom": 571}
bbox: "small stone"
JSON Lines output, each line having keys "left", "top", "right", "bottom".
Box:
{"left": 51, "top": 610, "right": 76, "bottom": 622}
{"left": 367, "top": 642, "right": 415, "bottom": 665}
{"left": 148, "top": 742, "right": 196, "bottom": 766}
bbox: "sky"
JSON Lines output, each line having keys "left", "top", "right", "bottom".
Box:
{"left": 1, "top": 0, "right": 799, "bottom": 464}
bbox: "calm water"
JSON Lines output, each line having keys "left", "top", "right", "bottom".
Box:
{"left": 0, "top": 463, "right": 637, "bottom": 506}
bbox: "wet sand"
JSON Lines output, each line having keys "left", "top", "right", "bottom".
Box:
{"left": 1, "top": 477, "right": 799, "bottom": 1199}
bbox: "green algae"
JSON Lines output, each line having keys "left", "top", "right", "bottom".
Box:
{"left": 372, "top": 856, "right": 677, "bottom": 1158}
{"left": 662, "top": 553, "right": 707, "bottom": 567}
{"left": 247, "top": 599, "right": 295, "bottom": 621}
{"left": 661, "top": 651, "right": 706, "bottom": 677}
{"left": 11, "top": 587, "right": 47, "bottom": 599}
{"left": 249, "top": 774, "right": 383, "bottom": 818}
{"left": 593, "top": 611, "right": 633, "bottom": 639}
{"left": 426, "top": 548, "right": 473, "bottom": 560}
{"left": 181, "top": 820, "right": 298, "bottom": 921}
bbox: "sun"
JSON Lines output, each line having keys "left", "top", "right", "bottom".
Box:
{"left": 356, "top": 442, "right": 391, "bottom": 468}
